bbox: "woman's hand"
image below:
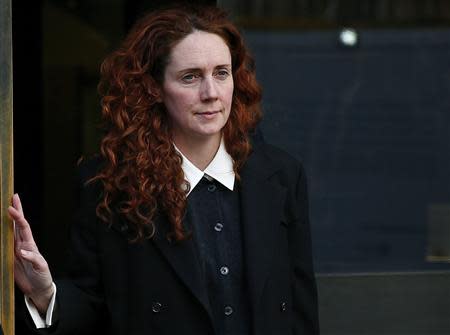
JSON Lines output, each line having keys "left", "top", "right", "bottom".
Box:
{"left": 8, "top": 193, "right": 54, "bottom": 314}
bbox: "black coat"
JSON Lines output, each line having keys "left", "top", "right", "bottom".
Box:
{"left": 25, "top": 141, "right": 320, "bottom": 335}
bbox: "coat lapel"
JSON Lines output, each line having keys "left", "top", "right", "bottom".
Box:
{"left": 240, "top": 146, "right": 287, "bottom": 309}
{"left": 151, "top": 215, "right": 213, "bottom": 320}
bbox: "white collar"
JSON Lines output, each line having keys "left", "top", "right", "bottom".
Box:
{"left": 174, "top": 138, "right": 235, "bottom": 196}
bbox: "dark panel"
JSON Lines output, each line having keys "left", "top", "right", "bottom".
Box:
{"left": 317, "top": 272, "right": 450, "bottom": 334}
{"left": 226, "top": 0, "right": 450, "bottom": 28}
{"left": 125, "top": 0, "right": 217, "bottom": 31}
{"left": 245, "top": 29, "right": 450, "bottom": 273}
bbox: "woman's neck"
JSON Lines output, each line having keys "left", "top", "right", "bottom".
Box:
{"left": 173, "top": 133, "right": 222, "bottom": 171}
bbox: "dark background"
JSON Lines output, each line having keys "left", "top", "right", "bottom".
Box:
{"left": 12, "top": 0, "right": 450, "bottom": 334}
{"left": 246, "top": 29, "right": 450, "bottom": 273}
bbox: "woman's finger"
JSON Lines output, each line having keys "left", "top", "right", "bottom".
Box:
{"left": 9, "top": 206, "right": 25, "bottom": 245}
{"left": 12, "top": 193, "right": 24, "bottom": 215}
{"left": 8, "top": 206, "right": 35, "bottom": 244}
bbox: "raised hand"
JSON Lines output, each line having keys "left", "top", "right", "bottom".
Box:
{"left": 8, "top": 193, "right": 54, "bottom": 314}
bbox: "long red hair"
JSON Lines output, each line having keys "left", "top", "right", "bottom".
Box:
{"left": 93, "top": 6, "right": 262, "bottom": 242}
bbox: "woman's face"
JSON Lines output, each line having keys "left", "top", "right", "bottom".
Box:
{"left": 161, "top": 30, "right": 234, "bottom": 146}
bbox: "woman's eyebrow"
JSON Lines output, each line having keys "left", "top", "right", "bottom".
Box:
{"left": 215, "top": 64, "right": 232, "bottom": 69}
{"left": 176, "top": 67, "right": 202, "bottom": 74}
{"left": 176, "top": 63, "right": 232, "bottom": 73}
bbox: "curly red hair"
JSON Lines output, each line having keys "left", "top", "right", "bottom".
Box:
{"left": 93, "top": 6, "right": 262, "bottom": 242}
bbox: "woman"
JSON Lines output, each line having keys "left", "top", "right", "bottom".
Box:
{"left": 10, "top": 5, "right": 319, "bottom": 335}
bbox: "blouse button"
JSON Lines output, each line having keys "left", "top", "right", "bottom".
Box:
{"left": 152, "top": 302, "right": 162, "bottom": 313}
{"left": 224, "top": 306, "right": 233, "bottom": 316}
{"left": 220, "top": 266, "right": 229, "bottom": 275}
{"left": 214, "top": 222, "right": 223, "bottom": 232}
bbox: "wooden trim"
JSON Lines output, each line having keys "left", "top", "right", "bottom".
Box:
{"left": 0, "top": 0, "right": 14, "bottom": 334}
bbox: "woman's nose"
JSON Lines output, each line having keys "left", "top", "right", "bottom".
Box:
{"left": 200, "top": 77, "right": 219, "bottom": 101}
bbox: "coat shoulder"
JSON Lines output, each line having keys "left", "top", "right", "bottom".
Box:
{"left": 262, "top": 143, "right": 303, "bottom": 166}
{"left": 254, "top": 142, "right": 307, "bottom": 182}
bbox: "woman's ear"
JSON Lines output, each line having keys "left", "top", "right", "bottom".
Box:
{"left": 155, "top": 84, "right": 164, "bottom": 103}
{"left": 152, "top": 85, "right": 163, "bottom": 103}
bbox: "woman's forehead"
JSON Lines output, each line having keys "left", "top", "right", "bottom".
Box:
{"left": 167, "top": 31, "right": 232, "bottom": 71}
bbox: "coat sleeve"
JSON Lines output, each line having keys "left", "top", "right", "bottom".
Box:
{"left": 289, "top": 162, "right": 320, "bottom": 334}
{"left": 51, "top": 159, "right": 108, "bottom": 335}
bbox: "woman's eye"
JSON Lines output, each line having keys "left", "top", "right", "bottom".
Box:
{"left": 181, "top": 73, "right": 198, "bottom": 83}
{"left": 215, "top": 70, "right": 230, "bottom": 80}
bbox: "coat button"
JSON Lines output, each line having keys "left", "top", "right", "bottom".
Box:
{"left": 207, "top": 184, "right": 217, "bottom": 192}
{"left": 224, "top": 306, "right": 233, "bottom": 316}
{"left": 152, "top": 302, "right": 162, "bottom": 313}
{"left": 280, "top": 302, "right": 287, "bottom": 312}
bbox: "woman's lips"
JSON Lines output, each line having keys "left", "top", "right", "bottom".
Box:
{"left": 195, "top": 110, "right": 220, "bottom": 119}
